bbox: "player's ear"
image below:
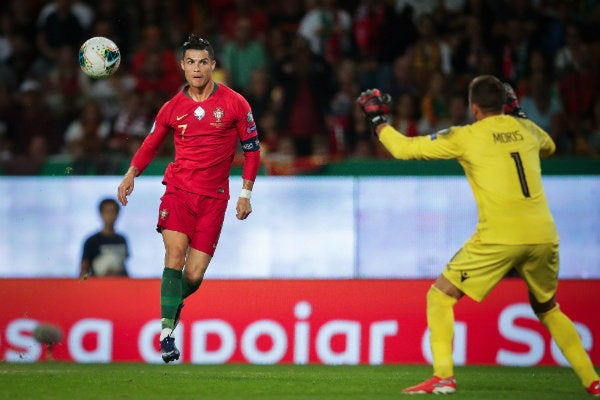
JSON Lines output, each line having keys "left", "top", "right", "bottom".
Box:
{"left": 211, "top": 59, "right": 216, "bottom": 71}
{"left": 180, "top": 59, "right": 185, "bottom": 71}
{"left": 470, "top": 103, "right": 480, "bottom": 120}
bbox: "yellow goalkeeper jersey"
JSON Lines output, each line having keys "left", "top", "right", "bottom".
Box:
{"left": 379, "top": 115, "right": 558, "bottom": 244}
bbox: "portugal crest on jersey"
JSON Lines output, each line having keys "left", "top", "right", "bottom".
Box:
{"left": 213, "top": 107, "right": 224, "bottom": 123}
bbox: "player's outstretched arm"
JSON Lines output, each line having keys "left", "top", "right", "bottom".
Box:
{"left": 356, "top": 89, "right": 392, "bottom": 136}
{"left": 117, "top": 166, "right": 139, "bottom": 206}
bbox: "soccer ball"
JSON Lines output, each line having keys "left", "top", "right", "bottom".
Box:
{"left": 78, "top": 36, "right": 121, "bottom": 79}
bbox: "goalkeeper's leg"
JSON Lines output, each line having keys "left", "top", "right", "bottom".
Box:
{"left": 428, "top": 284, "right": 459, "bottom": 379}
{"left": 534, "top": 296, "right": 599, "bottom": 388}
{"left": 403, "top": 281, "right": 459, "bottom": 394}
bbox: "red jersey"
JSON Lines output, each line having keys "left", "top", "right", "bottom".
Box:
{"left": 131, "top": 83, "right": 261, "bottom": 199}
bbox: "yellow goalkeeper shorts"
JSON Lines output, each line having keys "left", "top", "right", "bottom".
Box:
{"left": 442, "top": 240, "right": 559, "bottom": 303}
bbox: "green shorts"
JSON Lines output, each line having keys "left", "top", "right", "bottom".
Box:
{"left": 442, "top": 240, "right": 559, "bottom": 303}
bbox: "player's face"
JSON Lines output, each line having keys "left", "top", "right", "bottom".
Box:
{"left": 181, "top": 49, "right": 215, "bottom": 89}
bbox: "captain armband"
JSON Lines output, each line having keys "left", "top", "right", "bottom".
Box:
{"left": 241, "top": 136, "right": 260, "bottom": 152}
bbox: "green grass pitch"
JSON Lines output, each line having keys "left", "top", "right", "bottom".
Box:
{"left": 0, "top": 363, "right": 593, "bottom": 399}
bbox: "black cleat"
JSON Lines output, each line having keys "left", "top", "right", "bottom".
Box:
{"left": 160, "top": 336, "right": 180, "bottom": 363}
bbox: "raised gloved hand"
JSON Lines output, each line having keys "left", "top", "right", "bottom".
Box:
{"left": 503, "top": 82, "right": 527, "bottom": 119}
{"left": 356, "top": 89, "right": 392, "bottom": 133}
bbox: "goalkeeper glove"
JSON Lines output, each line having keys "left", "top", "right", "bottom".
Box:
{"left": 503, "top": 82, "right": 527, "bottom": 118}
{"left": 356, "top": 89, "right": 392, "bottom": 133}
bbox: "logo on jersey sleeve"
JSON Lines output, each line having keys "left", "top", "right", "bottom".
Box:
{"left": 194, "top": 106, "right": 205, "bottom": 120}
{"left": 149, "top": 121, "right": 156, "bottom": 134}
{"left": 160, "top": 208, "right": 169, "bottom": 220}
{"left": 245, "top": 111, "right": 257, "bottom": 134}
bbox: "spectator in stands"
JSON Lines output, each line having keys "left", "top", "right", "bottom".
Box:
{"left": 519, "top": 71, "right": 568, "bottom": 153}
{"left": 269, "top": 0, "right": 305, "bottom": 38}
{"left": 495, "top": 17, "right": 533, "bottom": 85}
{"left": 554, "top": 23, "right": 584, "bottom": 78}
{"left": 0, "top": 76, "right": 50, "bottom": 174}
{"left": 447, "top": 92, "right": 471, "bottom": 127}
{"left": 0, "top": 31, "right": 38, "bottom": 86}
{"left": 0, "top": 82, "right": 15, "bottom": 154}
{"left": 221, "top": 16, "right": 269, "bottom": 94}
{"left": 45, "top": 44, "right": 87, "bottom": 126}
{"left": 129, "top": 0, "right": 184, "bottom": 49}
{"left": 108, "top": 90, "right": 152, "bottom": 158}
{"left": 382, "top": 54, "right": 421, "bottom": 100}
{"left": 1, "top": 134, "right": 49, "bottom": 175}
{"left": 451, "top": 14, "right": 489, "bottom": 84}
{"left": 91, "top": 0, "right": 134, "bottom": 62}
{"left": 257, "top": 108, "right": 281, "bottom": 157}
{"left": 11, "top": 79, "right": 62, "bottom": 157}
{"left": 347, "top": 101, "right": 380, "bottom": 158}
{"left": 264, "top": 26, "right": 292, "bottom": 69}
{"left": 273, "top": 34, "right": 334, "bottom": 157}
{"left": 63, "top": 98, "right": 115, "bottom": 174}
{"left": 328, "top": 58, "right": 361, "bottom": 159}
{"left": 390, "top": 92, "right": 429, "bottom": 138}
{"left": 298, "top": 0, "right": 354, "bottom": 65}
{"left": 557, "top": 39, "right": 599, "bottom": 155}
{"left": 420, "top": 70, "right": 451, "bottom": 134}
{"left": 245, "top": 68, "right": 274, "bottom": 132}
{"left": 35, "top": 0, "right": 88, "bottom": 70}
{"left": 130, "top": 25, "right": 182, "bottom": 102}
{"left": 79, "top": 197, "right": 129, "bottom": 279}
{"left": 218, "top": 0, "right": 270, "bottom": 44}
{"left": 583, "top": 96, "right": 600, "bottom": 155}
{"left": 353, "top": 0, "right": 413, "bottom": 89}
{"left": 1, "top": 0, "right": 39, "bottom": 41}
{"left": 409, "top": 13, "right": 453, "bottom": 89}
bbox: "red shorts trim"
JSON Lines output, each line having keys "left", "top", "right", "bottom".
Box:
{"left": 156, "top": 185, "right": 228, "bottom": 256}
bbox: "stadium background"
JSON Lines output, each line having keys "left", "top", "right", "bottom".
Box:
{"left": 0, "top": 0, "right": 599, "bottom": 366}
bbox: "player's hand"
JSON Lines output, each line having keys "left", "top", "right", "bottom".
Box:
{"left": 236, "top": 197, "right": 252, "bottom": 220}
{"left": 356, "top": 89, "right": 392, "bottom": 133}
{"left": 117, "top": 175, "right": 135, "bottom": 206}
{"left": 503, "top": 82, "right": 527, "bottom": 118}
{"left": 117, "top": 166, "right": 139, "bottom": 206}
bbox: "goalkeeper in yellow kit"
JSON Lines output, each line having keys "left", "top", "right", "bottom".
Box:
{"left": 357, "top": 75, "right": 600, "bottom": 396}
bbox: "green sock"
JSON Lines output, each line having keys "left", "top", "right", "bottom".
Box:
{"left": 181, "top": 276, "right": 202, "bottom": 300}
{"left": 161, "top": 267, "right": 182, "bottom": 330}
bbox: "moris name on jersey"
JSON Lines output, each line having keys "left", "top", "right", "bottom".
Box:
{"left": 492, "top": 130, "right": 524, "bottom": 144}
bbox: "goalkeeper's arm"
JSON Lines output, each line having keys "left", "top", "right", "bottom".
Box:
{"left": 356, "top": 89, "right": 392, "bottom": 136}
{"left": 503, "top": 82, "right": 527, "bottom": 118}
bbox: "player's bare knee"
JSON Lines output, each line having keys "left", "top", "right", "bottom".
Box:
{"left": 184, "top": 266, "right": 206, "bottom": 284}
{"left": 164, "top": 248, "right": 186, "bottom": 269}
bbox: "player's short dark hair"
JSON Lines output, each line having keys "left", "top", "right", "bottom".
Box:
{"left": 99, "top": 198, "right": 120, "bottom": 213}
{"left": 182, "top": 34, "right": 214, "bottom": 60}
{"left": 468, "top": 75, "right": 506, "bottom": 113}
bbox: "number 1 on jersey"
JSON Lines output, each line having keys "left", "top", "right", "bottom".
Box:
{"left": 510, "top": 152, "right": 530, "bottom": 198}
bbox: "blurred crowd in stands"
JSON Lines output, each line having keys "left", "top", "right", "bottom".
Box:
{"left": 0, "top": 0, "right": 598, "bottom": 175}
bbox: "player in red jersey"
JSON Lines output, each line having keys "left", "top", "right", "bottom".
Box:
{"left": 117, "top": 34, "right": 261, "bottom": 363}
